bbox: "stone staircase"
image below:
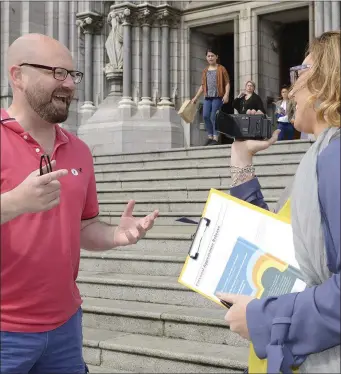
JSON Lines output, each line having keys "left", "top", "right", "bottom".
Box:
{"left": 80, "top": 140, "right": 313, "bottom": 373}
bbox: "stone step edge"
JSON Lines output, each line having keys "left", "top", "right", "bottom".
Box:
{"left": 82, "top": 297, "right": 226, "bottom": 327}
{"left": 83, "top": 232, "right": 191, "bottom": 239}
{"left": 96, "top": 184, "right": 285, "bottom": 193}
{"left": 95, "top": 171, "right": 294, "bottom": 183}
{"left": 86, "top": 364, "right": 135, "bottom": 374}
{"left": 93, "top": 149, "right": 307, "bottom": 166}
{"left": 98, "top": 197, "right": 277, "bottom": 204}
{"left": 92, "top": 139, "right": 313, "bottom": 157}
{"left": 100, "top": 211, "right": 201, "bottom": 217}
{"left": 77, "top": 273, "right": 185, "bottom": 291}
{"left": 83, "top": 328, "right": 247, "bottom": 370}
{"left": 81, "top": 250, "right": 185, "bottom": 262}
{"left": 94, "top": 161, "right": 299, "bottom": 174}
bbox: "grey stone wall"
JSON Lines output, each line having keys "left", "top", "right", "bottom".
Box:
{"left": 1, "top": 0, "right": 337, "bottom": 147}
{"left": 189, "top": 29, "right": 209, "bottom": 146}
{"left": 258, "top": 18, "right": 280, "bottom": 107}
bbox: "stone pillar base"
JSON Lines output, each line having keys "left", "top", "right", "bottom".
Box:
{"left": 79, "top": 101, "right": 96, "bottom": 125}
{"left": 158, "top": 97, "right": 174, "bottom": 107}
{"left": 138, "top": 97, "right": 154, "bottom": 107}
{"left": 77, "top": 100, "right": 184, "bottom": 153}
{"left": 119, "top": 96, "right": 135, "bottom": 108}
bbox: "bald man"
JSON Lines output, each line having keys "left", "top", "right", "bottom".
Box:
{"left": 1, "top": 34, "right": 158, "bottom": 374}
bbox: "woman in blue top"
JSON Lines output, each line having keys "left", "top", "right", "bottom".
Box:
{"left": 218, "top": 30, "right": 340, "bottom": 373}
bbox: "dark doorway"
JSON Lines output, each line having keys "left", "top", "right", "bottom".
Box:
{"left": 278, "top": 20, "right": 309, "bottom": 139}
{"left": 214, "top": 33, "right": 235, "bottom": 144}
{"left": 279, "top": 21, "right": 309, "bottom": 87}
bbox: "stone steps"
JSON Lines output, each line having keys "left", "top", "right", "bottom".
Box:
{"left": 96, "top": 184, "right": 285, "bottom": 200}
{"left": 93, "top": 150, "right": 305, "bottom": 169}
{"left": 82, "top": 140, "right": 312, "bottom": 372}
{"left": 92, "top": 140, "right": 312, "bottom": 162}
{"left": 77, "top": 271, "right": 216, "bottom": 308}
{"left": 98, "top": 197, "right": 277, "bottom": 213}
{"left": 83, "top": 327, "right": 248, "bottom": 373}
{"left": 86, "top": 232, "right": 191, "bottom": 252}
{"left": 94, "top": 162, "right": 298, "bottom": 180}
{"left": 82, "top": 297, "right": 249, "bottom": 348}
{"left": 80, "top": 250, "right": 185, "bottom": 276}
{"left": 99, "top": 211, "right": 199, "bottom": 224}
{"left": 96, "top": 172, "right": 294, "bottom": 188}
{"left": 87, "top": 364, "right": 134, "bottom": 373}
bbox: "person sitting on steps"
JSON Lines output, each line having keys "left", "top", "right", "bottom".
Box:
{"left": 191, "top": 48, "right": 230, "bottom": 146}
{"left": 232, "top": 80, "right": 265, "bottom": 115}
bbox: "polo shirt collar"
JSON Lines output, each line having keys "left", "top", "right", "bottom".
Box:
{"left": 1, "top": 108, "right": 69, "bottom": 146}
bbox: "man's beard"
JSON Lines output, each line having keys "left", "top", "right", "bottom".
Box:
{"left": 25, "top": 85, "right": 73, "bottom": 124}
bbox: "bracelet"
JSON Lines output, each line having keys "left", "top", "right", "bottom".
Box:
{"left": 230, "top": 164, "right": 255, "bottom": 187}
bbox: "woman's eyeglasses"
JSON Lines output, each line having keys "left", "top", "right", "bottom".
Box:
{"left": 289, "top": 64, "right": 312, "bottom": 85}
{"left": 40, "top": 154, "right": 52, "bottom": 176}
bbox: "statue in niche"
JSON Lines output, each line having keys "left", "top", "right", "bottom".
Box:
{"left": 104, "top": 11, "right": 123, "bottom": 75}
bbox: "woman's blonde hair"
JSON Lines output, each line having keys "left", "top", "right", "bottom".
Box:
{"left": 245, "top": 80, "right": 256, "bottom": 90}
{"left": 306, "top": 30, "right": 340, "bottom": 127}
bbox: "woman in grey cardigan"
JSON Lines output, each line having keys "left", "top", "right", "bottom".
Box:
{"left": 218, "top": 30, "right": 340, "bottom": 373}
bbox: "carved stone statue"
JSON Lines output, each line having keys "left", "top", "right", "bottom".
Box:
{"left": 104, "top": 11, "right": 123, "bottom": 75}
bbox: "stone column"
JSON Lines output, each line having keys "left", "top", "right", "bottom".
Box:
{"left": 158, "top": 9, "right": 173, "bottom": 107}
{"left": 315, "top": 1, "right": 324, "bottom": 37}
{"left": 1, "top": 0, "right": 10, "bottom": 108}
{"left": 21, "top": 2, "right": 30, "bottom": 35}
{"left": 332, "top": 1, "right": 341, "bottom": 30}
{"left": 323, "top": 1, "right": 332, "bottom": 32}
{"left": 119, "top": 8, "right": 135, "bottom": 108}
{"left": 76, "top": 13, "right": 103, "bottom": 117}
{"left": 58, "top": 1, "right": 69, "bottom": 47}
{"left": 46, "top": 1, "right": 55, "bottom": 37}
{"left": 137, "top": 7, "right": 154, "bottom": 107}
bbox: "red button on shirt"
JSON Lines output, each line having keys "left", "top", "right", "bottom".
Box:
{"left": 1, "top": 109, "right": 99, "bottom": 332}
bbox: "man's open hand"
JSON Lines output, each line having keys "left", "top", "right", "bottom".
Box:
{"left": 114, "top": 200, "right": 159, "bottom": 247}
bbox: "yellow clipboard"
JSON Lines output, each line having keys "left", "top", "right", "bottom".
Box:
{"left": 178, "top": 189, "right": 299, "bottom": 373}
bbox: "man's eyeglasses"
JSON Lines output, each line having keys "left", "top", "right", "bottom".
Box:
{"left": 289, "top": 64, "right": 312, "bottom": 85}
{"left": 40, "top": 154, "right": 52, "bottom": 176}
{"left": 19, "top": 63, "right": 83, "bottom": 84}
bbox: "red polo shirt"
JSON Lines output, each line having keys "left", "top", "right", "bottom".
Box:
{"left": 0, "top": 108, "right": 99, "bottom": 332}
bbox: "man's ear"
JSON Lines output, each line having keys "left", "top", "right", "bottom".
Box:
{"left": 9, "top": 65, "right": 24, "bottom": 90}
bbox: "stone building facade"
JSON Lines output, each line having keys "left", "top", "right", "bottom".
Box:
{"left": 1, "top": 1, "right": 340, "bottom": 152}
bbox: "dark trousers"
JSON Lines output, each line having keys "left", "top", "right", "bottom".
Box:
{"left": 277, "top": 121, "right": 295, "bottom": 141}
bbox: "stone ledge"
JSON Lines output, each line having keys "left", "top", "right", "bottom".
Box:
{"left": 95, "top": 170, "right": 293, "bottom": 181}
{"left": 89, "top": 330, "right": 247, "bottom": 370}
{"left": 91, "top": 139, "right": 313, "bottom": 157}
{"left": 95, "top": 184, "right": 285, "bottom": 193}
{"left": 78, "top": 271, "right": 186, "bottom": 290}
{"left": 92, "top": 149, "right": 307, "bottom": 165}
{"left": 82, "top": 297, "right": 226, "bottom": 326}
{"left": 94, "top": 160, "right": 300, "bottom": 172}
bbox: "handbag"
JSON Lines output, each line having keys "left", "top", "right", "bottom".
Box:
{"left": 178, "top": 100, "right": 198, "bottom": 123}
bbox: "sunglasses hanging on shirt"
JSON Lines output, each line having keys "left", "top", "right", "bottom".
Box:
{"left": 40, "top": 154, "right": 52, "bottom": 176}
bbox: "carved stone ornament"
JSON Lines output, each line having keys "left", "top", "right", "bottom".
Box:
{"left": 137, "top": 6, "right": 155, "bottom": 26}
{"left": 116, "top": 7, "right": 134, "bottom": 26}
{"left": 156, "top": 6, "right": 179, "bottom": 27}
{"left": 76, "top": 12, "right": 103, "bottom": 34}
{"left": 157, "top": 9, "right": 172, "bottom": 27}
